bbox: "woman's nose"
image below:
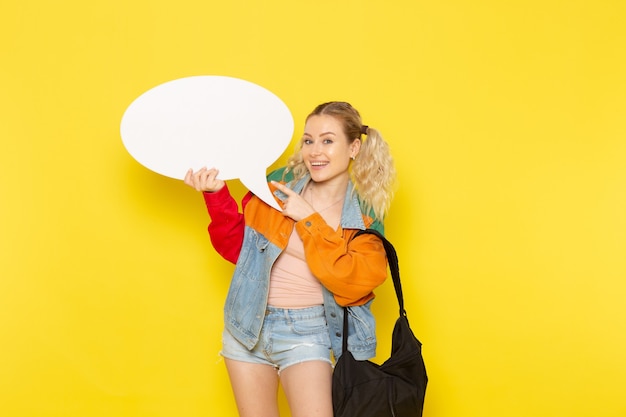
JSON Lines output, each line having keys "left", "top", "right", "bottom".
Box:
{"left": 311, "top": 142, "right": 322, "bottom": 155}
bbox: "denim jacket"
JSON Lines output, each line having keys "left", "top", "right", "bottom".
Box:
{"left": 206, "top": 173, "right": 386, "bottom": 361}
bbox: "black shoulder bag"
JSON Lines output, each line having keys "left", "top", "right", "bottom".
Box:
{"left": 332, "top": 229, "right": 428, "bottom": 417}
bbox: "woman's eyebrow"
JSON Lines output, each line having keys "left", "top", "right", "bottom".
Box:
{"left": 303, "top": 131, "right": 336, "bottom": 137}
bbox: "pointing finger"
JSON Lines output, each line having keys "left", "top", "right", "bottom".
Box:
{"left": 271, "top": 180, "right": 295, "bottom": 196}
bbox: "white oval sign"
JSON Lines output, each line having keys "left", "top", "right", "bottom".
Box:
{"left": 120, "top": 75, "right": 294, "bottom": 210}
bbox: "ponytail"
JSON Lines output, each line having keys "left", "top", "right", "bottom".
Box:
{"left": 351, "top": 127, "right": 396, "bottom": 221}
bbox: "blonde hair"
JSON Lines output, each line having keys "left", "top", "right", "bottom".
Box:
{"left": 285, "top": 101, "right": 396, "bottom": 221}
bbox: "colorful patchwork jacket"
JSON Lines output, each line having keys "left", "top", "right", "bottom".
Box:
{"left": 201, "top": 168, "right": 388, "bottom": 360}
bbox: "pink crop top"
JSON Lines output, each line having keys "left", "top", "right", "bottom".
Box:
{"left": 267, "top": 225, "right": 324, "bottom": 308}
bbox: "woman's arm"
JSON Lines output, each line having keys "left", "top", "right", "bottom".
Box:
{"left": 202, "top": 185, "right": 252, "bottom": 264}
{"left": 295, "top": 212, "right": 388, "bottom": 306}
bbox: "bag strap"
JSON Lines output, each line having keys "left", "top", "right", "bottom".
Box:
{"left": 342, "top": 229, "right": 406, "bottom": 351}
{"left": 355, "top": 229, "right": 405, "bottom": 316}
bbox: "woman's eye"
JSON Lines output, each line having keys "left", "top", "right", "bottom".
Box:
{"left": 302, "top": 137, "right": 333, "bottom": 145}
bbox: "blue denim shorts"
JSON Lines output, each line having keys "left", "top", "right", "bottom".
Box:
{"left": 221, "top": 305, "right": 332, "bottom": 373}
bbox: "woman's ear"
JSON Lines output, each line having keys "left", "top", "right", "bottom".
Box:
{"left": 350, "top": 138, "right": 362, "bottom": 158}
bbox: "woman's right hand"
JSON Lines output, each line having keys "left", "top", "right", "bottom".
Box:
{"left": 184, "top": 167, "right": 225, "bottom": 192}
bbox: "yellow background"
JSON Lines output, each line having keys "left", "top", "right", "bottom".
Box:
{"left": 2, "top": 0, "right": 625, "bottom": 416}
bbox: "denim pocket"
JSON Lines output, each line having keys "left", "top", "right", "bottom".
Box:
{"left": 293, "top": 314, "right": 327, "bottom": 335}
{"left": 347, "top": 305, "right": 376, "bottom": 344}
{"left": 236, "top": 229, "right": 271, "bottom": 281}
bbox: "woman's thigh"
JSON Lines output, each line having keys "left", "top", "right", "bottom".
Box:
{"left": 225, "top": 358, "right": 280, "bottom": 417}
{"left": 280, "top": 360, "right": 333, "bottom": 417}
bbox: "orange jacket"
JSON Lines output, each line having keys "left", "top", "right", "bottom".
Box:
{"left": 203, "top": 171, "right": 388, "bottom": 306}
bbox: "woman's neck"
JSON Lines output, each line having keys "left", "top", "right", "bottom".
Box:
{"left": 304, "top": 178, "right": 346, "bottom": 228}
{"left": 306, "top": 176, "right": 349, "bottom": 202}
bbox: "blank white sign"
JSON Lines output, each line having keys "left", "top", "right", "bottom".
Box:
{"left": 120, "top": 75, "right": 294, "bottom": 210}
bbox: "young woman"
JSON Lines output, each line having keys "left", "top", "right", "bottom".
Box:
{"left": 184, "top": 101, "right": 396, "bottom": 417}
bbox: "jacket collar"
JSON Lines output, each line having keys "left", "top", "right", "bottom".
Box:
{"left": 273, "top": 174, "right": 366, "bottom": 230}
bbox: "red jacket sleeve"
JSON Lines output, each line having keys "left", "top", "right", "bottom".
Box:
{"left": 202, "top": 185, "right": 253, "bottom": 264}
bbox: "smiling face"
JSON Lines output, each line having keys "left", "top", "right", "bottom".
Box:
{"left": 301, "top": 114, "right": 361, "bottom": 187}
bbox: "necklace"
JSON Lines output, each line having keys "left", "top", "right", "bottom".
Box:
{"left": 307, "top": 184, "right": 344, "bottom": 212}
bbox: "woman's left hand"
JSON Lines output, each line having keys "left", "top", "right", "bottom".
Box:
{"left": 271, "top": 181, "right": 315, "bottom": 222}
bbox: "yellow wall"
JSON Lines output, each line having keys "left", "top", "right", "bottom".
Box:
{"left": 2, "top": 1, "right": 625, "bottom": 416}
